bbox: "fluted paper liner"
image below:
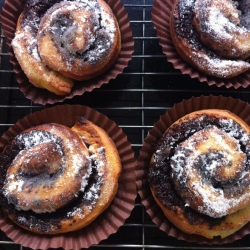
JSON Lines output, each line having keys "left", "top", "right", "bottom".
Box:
{"left": 0, "top": 0, "right": 134, "bottom": 105}
{"left": 136, "top": 95, "right": 250, "bottom": 244}
{"left": 0, "top": 105, "right": 136, "bottom": 249}
{"left": 151, "top": 0, "right": 250, "bottom": 89}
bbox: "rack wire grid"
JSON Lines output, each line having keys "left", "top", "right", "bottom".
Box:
{"left": 1, "top": 0, "right": 250, "bottom": 249}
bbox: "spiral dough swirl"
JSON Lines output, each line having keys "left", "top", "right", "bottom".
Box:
{"left": 37, "top": 0, "right": 121, "bottom": 81}
{"left": 193, "top": 0, "right": 250, "bottom": 59}
{"left": 170, "top": 0, "right": 250, "bottom": 78}
{"left": 171, "top": 126, "right": 250, "bottom": 218}
{"left": 11, "top": 0, "right": 121, "bottom": 95}
{"left": 3, "top": 123, "right": 90, "bottom": 213}
{"left": 149, "top": 109, "right": 250, "bottom": 239}
{"left": 0, "top": 118, "right": 122, "bottom": 234}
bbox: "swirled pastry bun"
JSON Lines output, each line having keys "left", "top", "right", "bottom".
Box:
{"left": 37, "top": 0, "right": 121, "bottom": 81}
{"left": 149, "top": 109, "right": 250, "bottom": 239}
{"left": 11, "top": 0, "right": 121, "bottom": 94}
{"left": 170, "top": 0, "right": 250, "bottom": 78}
{"left": 0, "top": 118, "right": 122, "bottom": 234}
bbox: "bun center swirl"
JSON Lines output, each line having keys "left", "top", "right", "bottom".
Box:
{"left": 42, "top": 2, "right": 100, "bottom": 59}
{"left": 169, "top": 114, "right": 250, "bottom": 218}
{"left": 37, "top": 0, "right": 121, "bottom": 81}
{"left": 13, "top": 141, "right": 64, "bottom": 176}
{"left": 193, "top": 0, "right": 250, "bottom": 59}
{"left": 3, "top": 124, "right": 91, "bottom": 214}
{"left": 170, "top": 0, "right": 250, "bottom": 78}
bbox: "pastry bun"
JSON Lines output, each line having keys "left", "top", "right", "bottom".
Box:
{"left": 11, "top": 0, "right": 121, "bottom": 95}
{"left": 170, "top": 0, "right": 250, "bottom": 78}
{"left": 0, "top": 118, "right": 122, "bottom": 234}
{"left": 149, "top": 109, "right": 250, "bottom": 239}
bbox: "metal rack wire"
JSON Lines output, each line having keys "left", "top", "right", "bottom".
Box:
{"left": 1, "top": 0, "right": 250, "bottom": 249}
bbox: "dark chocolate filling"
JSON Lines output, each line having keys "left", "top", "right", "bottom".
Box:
{"left": 22, "top": 0, "right": 62, "bottom": 36}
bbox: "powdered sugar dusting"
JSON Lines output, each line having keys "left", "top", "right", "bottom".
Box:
{"left": 171, "top": 124, "right": 250, "bottom": 218}
{"left": 174, "top": 0, "right": 250, "bottom": 78}
{"left": 12, "top": 0, "right": 118, "bottom": 80}
{"left": 3, "top": 125, "right": 91, "bottom": 214}
{"left": 67, "top": 146, "right": 105, "bottom": 219}
{"left": 190, "top": 53, "right": 250, "bottom": 78}
{"left": 12, "top": 32, "right": 42, "bottom": 62}
{"left": 194, "top": 0, "right": 250, "bottom": 59}
{"left": 41, "top": 0, "right": 117, "bottom": 67}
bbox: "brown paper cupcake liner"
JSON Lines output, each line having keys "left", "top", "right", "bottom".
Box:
{"left": 151, "top": 0, "right": 250, "bottom": 89}
{"left": 0, "top": 105, "right": 137, "bottom": 249}
{"left": 136, "top": 95, "right": 250, "bottom": 244}
{"left": 0, "top": 0, "right": 134, "bottom": 105}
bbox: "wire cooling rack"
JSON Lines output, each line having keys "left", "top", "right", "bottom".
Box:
{"left": 1, "top": 0, "right": 250, "bottom": 249}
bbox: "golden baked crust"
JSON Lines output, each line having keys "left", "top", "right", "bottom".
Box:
{"left": 69, "top": 118, "right": 122, "bottom": 232}
{"left": 0, "top": 118, "right": 122, "bottom": 234}
{"left": 149, "top": 109, "right": 250, "bottom": 239}
{"left": 11, "top": 0, "right": 121, "bottom": 94}
{"left": 170, "top": 0, "right": 250, "bottom": 78}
